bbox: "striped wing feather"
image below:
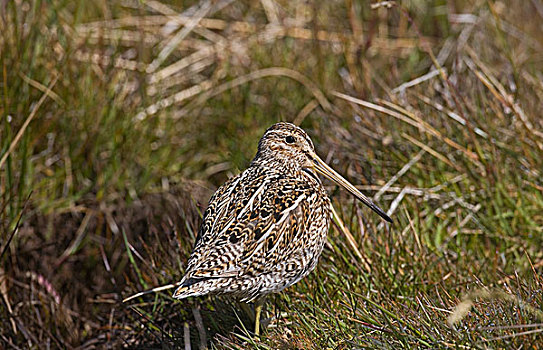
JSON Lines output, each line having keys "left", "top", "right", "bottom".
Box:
{"left": 180, "top": 167, "right": 316, "bottom": 288}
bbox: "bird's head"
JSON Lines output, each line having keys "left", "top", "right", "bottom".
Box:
{"left": 253, "top": 122, "right": 392, "bottom": 222}
{"left": 254, "top": 122, "right": 315, "bottom": 170}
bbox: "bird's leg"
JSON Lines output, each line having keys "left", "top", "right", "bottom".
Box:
{"left": 254, "top": 297, "right": 266, "bottom": 336}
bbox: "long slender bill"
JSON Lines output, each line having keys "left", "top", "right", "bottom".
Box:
{"left": 311, "top": 155, "right": 392, "bottom": 223}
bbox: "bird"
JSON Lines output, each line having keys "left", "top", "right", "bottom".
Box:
{"left": 170, "top": 122, "right": 392, "bottom": 335}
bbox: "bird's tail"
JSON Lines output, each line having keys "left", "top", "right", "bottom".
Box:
{"left": 172, "top": 285, "right": 190, "bottom": 298}
{"left": 172, "top": 282, "right": 206, "bottom": 299}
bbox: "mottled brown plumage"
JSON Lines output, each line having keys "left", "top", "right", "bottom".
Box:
{"left": 171, "top": 122, "right": 391, "bottom": 334}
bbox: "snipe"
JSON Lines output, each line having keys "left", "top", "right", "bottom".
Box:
{"left": 171, "top": 122, "right": 391, "bottom": 335}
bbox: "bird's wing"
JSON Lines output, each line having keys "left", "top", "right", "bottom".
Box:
{"left": 182, "top": 167, "right": 315, "bottom": 282}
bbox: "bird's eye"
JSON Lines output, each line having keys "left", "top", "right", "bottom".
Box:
{"left": 285, "top": 136, "right": 295, "bottom": 144}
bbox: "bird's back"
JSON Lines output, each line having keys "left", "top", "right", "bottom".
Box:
{"left": 174, "top": 164, "right": 331, "bottom": 301}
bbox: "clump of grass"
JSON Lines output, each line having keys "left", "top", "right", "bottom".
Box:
{"left": 448, "top": 287, "right": 543, "bottom": 327}
{"left": 1, "top": 0, "right": 542, "bottom": 348}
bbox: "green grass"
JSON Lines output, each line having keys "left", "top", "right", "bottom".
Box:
{"left": 1, "top": 0, "right": 542, "bottom": 348}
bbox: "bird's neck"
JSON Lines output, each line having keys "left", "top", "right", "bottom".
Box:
{"left": 250, "top": 154, "right": 302, "bottom": 177}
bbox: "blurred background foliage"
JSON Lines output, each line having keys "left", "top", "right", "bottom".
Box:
{"left": 0, "top": 0, "right": 542, "bottom": 348}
